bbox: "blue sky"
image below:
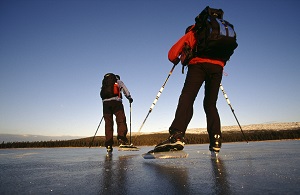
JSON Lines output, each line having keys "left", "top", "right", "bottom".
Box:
{"left": 1, "top": 0, "right": 299, "bottom": 138}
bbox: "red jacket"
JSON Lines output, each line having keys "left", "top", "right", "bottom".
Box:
{"left": 168, "top": 27, "right": 225, "bottom": 67}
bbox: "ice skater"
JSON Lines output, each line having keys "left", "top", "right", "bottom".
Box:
{"left": 100, "top": 73, "right": 133, "bottom": 154}
{"left": 152, "top": 6, "right": 237, "bottom": 156}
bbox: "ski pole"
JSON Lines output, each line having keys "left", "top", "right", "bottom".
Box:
{"left": 219, "top": 84, "right": 248, "bottom": 143}
{"left": 129, "top": 102, "right": 132, "bottom": 145}
{"left": 135, "top": 64, "right": 176, "bottom": 140}
{"left": 89, "top": 116, "right": 104, "bottom": 148}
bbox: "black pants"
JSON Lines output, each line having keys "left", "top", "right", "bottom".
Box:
{"left": 170, "top": 63, "right": 223, "bottom": 140}
{"left": 103, "top": 100, "right": 128, "bottom": 147}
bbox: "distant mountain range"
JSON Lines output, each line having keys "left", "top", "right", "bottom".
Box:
{"left": 0, "top": 134, "right": 84, "bottom": 143}
{"left": 1, "top": 122, "right": 299, "bottom": 143}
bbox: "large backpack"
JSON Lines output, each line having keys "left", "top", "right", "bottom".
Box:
{"left": 181, "top": 6, "right": 238, "bottom": 65}
{"left": 194, "top": 6, "right": 238, "bottom": 61}
{"left": 100, "top": 73, "right": 119, "bottom": 100}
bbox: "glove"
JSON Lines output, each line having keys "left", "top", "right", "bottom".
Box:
{"left": 173, "top": 58, "right": 180, "bottom": 65}
{"left": 128, "top": 97, "right": 133, "bottom": 103}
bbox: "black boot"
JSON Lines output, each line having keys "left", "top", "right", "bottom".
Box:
{"left": 153, "top": 131, "right": 185, "bottom": 152}
{"left": 209, "top": 134, "right": 222, "bottom": 153}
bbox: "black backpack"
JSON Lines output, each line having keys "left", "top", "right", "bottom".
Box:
{"left": 181, "top": 6, "right": 238, "bottom": 66}
{"left": 100, "top": 73, "right": 118, "bottom": 100}
{"left": 194, "top": 6, "right": 238, "bottom": 61}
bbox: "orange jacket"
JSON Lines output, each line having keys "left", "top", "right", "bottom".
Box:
{"left": 168, "top": 27, "right": 225, "bottom": 67}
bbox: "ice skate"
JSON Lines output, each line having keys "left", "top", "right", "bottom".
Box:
{"left": 209, "top": 134, "right": 221, "bottom": 159}
{"left": 106, "top": 146, "right": 113, "bottom": 155}
{"left": 153, "top": 131, "right": 185, "bottom": 152}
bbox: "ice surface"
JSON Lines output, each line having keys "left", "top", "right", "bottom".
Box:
{"left": 0, "top": 140, "right": 299, "bottom": 194}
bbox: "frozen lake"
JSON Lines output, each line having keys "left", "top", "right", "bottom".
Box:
{"left": 0, "top": 140, "right": 299, "bottom": 195}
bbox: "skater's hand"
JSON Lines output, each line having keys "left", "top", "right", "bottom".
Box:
{"left": 128, "top": 97, "right": 133, "bottom": 103}
{"left": 172, "top": 58, "right": 180, "bottom": 65}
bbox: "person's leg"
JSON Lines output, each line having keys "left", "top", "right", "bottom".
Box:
{"left": 114, "top": 101, "right": 128, "bottom": 144}
{"left": 103, "top": 101, "right": 114, "bottom": 148}
{"left": 203, "top": 64, "right": 223, "bottom": 152}
{"left": 169, "top": 64, "right": 206, "bottom": 135}
{"left": 154, "top": 64, "right": 205, "bottom": 152}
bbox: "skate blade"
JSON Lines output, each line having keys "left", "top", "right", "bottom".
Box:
{"left": 143, "top": 150, "right": 188, "bottom": 159}
{"left": 118, "top": 144, "right": 140, "bottom": 151}
{"left": 106, "top": 152, "right": 112, "bottom": 160}
{"left": 211, "top": 151, "right": 219, "bottom": 159}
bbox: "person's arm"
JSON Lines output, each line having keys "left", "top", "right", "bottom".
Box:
{"left": 168, "top": 32, "right": 195, "bottom": 65}
{"left": 117, "top": 80, "right": 133, "bottom": 103}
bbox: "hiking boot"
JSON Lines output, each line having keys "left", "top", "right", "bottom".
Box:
{"left": 106, "top": 146, "right": 113, "bottom": 153}
{"left": 117, "top": 136, "right": 128, "bottom": 146}
{"left": 153, "top": 131, "right": 185, "bottom": 152}
{"left": 209, "top": 134, "right": 222, "bottom": 153}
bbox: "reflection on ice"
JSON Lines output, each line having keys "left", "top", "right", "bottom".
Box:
{"left": 210, "top": 158, "right": 231, "bottom": 194}
{"left": 0, "top": 140, "right": 299, "bottom": 194}
{"left": 142, "top": 161, "right": 190, "bottom": 194}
